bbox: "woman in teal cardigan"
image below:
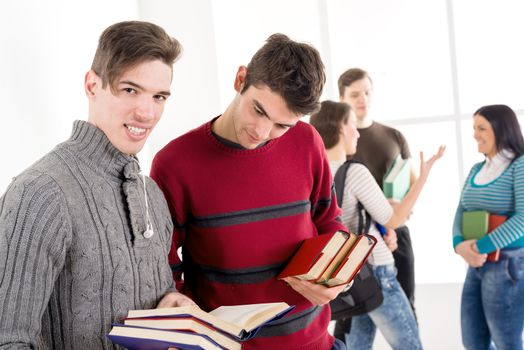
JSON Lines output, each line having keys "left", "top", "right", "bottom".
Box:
{"left": 453, "top": 104, "right": 524, "bottom": 350}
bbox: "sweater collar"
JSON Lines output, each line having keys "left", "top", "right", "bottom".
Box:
{"left": 204, "top": 117, "right": 280, "bottom": 156}
{"left": 66, "top": 120, "right": 140, "bottom": 180}
{"left": 485, "top": 149, "right": 514, "bottom": 167}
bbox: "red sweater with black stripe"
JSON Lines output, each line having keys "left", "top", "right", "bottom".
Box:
{"left": 151, "top": 119, "right": 346, "bottom": 350}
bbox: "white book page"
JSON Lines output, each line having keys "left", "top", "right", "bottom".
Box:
{"left": 210, "top": 302, "right": 285, "bottom": 330}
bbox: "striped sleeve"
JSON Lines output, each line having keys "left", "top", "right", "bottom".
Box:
{"left": 452, "top": 202, "right": 466, "bottom": 249}
{"left": 0, "top": 172, "right": 72, "bottom": 348}
{"left": 341, "top": 163, "right": 395, "bottom": 265}
{"left": 346, "top": 163, "right": 393, "bottom": 225}
{"left": 478, "top": 157, "right": 524, "bottom": 253}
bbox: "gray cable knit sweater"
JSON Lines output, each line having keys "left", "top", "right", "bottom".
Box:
{"left": 0, "top": 121, "right": 175, "bottom": 349}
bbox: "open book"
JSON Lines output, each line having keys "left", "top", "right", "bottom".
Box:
{"left": 107, "top": 325, "right": 227, "bottom": 350}
{"left": 118, "top": 302, "right": 293, "bottom": 341}
{"left": 383, "top": 154, "right": 410, "bottom": 200}
{"left": 121, "top": 317, "right": 241, "bottom": 349}
{"left": 278, "top": 231, "right": 376, "bottom": 287}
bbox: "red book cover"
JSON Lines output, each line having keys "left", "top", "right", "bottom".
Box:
{"left": 277, "top": 231, "right": 347, "bottom": 280}
{"left": 486, "top": 214, "right": 508, "bottom": 262}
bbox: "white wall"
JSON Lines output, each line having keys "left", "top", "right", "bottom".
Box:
{"left": 137, "top": 0, "right": 222, "bottom": 169}
{"left": 0, "top": 0, "right": 139, "bottom": 186}
{"left": 2, "top": 0, "right": 524, "bottom": 286}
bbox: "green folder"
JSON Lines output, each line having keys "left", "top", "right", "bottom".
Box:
{"left": 462, "top": 211, "right": 489, "bottom": 240}
{"left": 383, "top": 155, "right": 410, "bottom": 200}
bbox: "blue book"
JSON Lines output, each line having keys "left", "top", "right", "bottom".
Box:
{"left": 119, "top": 302, "right": 294, "bottom": 341}
{"left": 122, "top": 316, "right": 241, "bottom": 349}
{"left": 107, "top": 324, "right": 226, "bottom": 350}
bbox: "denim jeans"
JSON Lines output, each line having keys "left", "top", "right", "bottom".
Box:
{"left": 393, "top": 225, "right": 416, "bottom": 317}
{"left": 345, "top": 264, "right": 422, "bottom": 350}
{"left": 332, "top": 338, "right": 346, "bottom": 350}
{"left": 461, "top": 248, "right": 524, "bottom": 350}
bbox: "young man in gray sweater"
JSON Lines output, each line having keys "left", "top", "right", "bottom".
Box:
{"left": 0, "top": 21, "right": 193, "bottom": 349}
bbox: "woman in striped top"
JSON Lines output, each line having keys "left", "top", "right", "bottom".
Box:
{"left": 310, "top": 101, "right": 444, "bottom": 350}
{"left": 453, "top": 104, "right": 524, "bottom": 350}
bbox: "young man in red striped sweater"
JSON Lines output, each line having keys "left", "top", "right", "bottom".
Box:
{"left": 151, "top": 34, "right": 349, "bottom": 350}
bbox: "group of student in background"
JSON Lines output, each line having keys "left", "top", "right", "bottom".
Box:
{"left": 0, "top": 20, "right": 522, "bottom": 350}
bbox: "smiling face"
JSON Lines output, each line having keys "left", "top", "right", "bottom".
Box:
{"left": 473, "top": 114, "right": 497, "bottom": 158}
{"left": 85, "top": 59, "right": 172, "bottom": 155}
{"left": 220, "top": 66, "right": 302, "bottom": 149}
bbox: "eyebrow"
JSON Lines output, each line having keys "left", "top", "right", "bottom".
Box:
{"left": 120, "top": 80, "right": 171, "bottom": 97}
{"left": 253, "top": 99, "right": 297, "bottom": 128}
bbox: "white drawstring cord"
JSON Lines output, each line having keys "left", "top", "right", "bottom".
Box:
{"left": 133, "top": 157, "right": 154, "bottom": 238}
{"left": 141, "top": 172, "right": 154, "bottom": 238}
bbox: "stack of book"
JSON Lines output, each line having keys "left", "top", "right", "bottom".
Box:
{"left": 383, "top": 154, "right": 410, "bottom": 200}
{"left": 278, "top": 231, "right": 377, "bottom": 287}
{"left": 462, "top": 210, "right": 508, "bottom": 262}
{"left": 107, "top": 302, "right": 294, "bottom": 350}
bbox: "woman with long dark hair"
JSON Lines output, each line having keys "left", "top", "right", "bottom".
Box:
{"left": 453, "top": 104, "right": 524, "bottom": 349}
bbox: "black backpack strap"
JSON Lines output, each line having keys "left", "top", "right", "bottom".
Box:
{"left": 357, "top": 202, "right": 372, "bottom": 235}
{"left": 334, "top": 161, "right": 351, "bottom": 208}
{"left": 334, "top": 160, "right": 372, "bottom": 235}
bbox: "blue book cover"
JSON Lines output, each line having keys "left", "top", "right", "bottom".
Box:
{"left": 107, "top": 324, "right": 226, "bottom": 350}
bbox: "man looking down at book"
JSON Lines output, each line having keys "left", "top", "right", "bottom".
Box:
{"left": 0, "top": 21, "right": 193, "bottom": 349}
{"left": 338, "top": 68, "right": 420, "bottom": 316}
{"left": 310, "top": 100, "right": 444, "bottom": 349}
{"left": 452, "top": 104, "right": 524, "bottom": 350}
{"left": 151, "top": 34, "right": 349, "bottom": 350}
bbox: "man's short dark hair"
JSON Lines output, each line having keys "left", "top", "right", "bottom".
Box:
{"left": 310, "top": 100, "right": 351, "bottom": 149}
{"left": 337, "top": 68, "right": 372, "bottom": 97}
{"left": 91, "top": 21, "right": 182, "bottom": 92}
{"left": 241, "top": 33, "right": 326, "bottom": 116}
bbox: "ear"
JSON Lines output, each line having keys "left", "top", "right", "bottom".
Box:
{"left": 84, "top": 70, "right": 99, "bottom": 98}
{"left": 233, "top": 65, "right": 247, "bottom": 93}
{"left": 340, "top": 124, "right": 348, "bottom": 136}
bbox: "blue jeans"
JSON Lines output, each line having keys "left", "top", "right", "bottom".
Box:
{"left": 332, "top": 338, "right": 346, "bottom": 350}
{"left": 345, "top": 264, "right": 422, "bottom": 350}
{"left": 461, "top": 248, "right": 524, "bottom": 350}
